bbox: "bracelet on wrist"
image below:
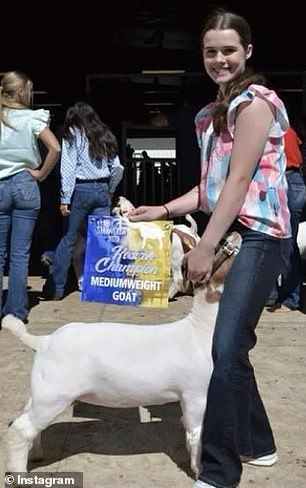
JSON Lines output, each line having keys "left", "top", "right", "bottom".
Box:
{"left": 163, "top": 204, "right": 170, "bottom": 219}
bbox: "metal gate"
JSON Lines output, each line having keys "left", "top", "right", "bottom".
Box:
{"left": 120, "top": 156, "right": 181, "bottom": 207}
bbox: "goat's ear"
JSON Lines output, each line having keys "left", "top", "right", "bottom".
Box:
{"left": 173, "top": 229, "right": 197, "bottom": 252}
{"left": 209, "top": 253, "right": 235, "bottom": 288}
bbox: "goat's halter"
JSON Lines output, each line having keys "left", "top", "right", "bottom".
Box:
{"left": 211, "top": 231, "right": 242, "bottom": 276}
{"left": 182, "top": 231, "right": 241, "bottom": 286}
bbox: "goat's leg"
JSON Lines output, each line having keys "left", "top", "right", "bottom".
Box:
{"left": 7, "top": 412, "right": 38, "bottom": 472}
{"left": 23, "top": 398, "right": 44, "bottom": 462}
{"left": 7, "top": 394, "right": 72, "bottom": 472}
{"left": 180, "top": 396, "right": 206, "bottom": 476}
{"left": 185, "top": 426, "right": 202, "bottom": 477}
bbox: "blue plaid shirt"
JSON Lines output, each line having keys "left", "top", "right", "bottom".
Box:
{"left": 60, "top": 127, "right": 124, "bottom": 204}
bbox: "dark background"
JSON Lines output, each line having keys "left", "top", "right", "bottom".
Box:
{"left": 2, "top": 1, "right": 304, "bottom": 128}
{"left": 3, "top": 0, "right": 304, "bottom": 272}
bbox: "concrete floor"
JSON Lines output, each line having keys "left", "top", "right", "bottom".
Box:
{"left": 0, "top": 277, "right": 305, "bottom": 488}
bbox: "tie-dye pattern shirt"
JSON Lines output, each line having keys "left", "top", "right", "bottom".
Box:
{"left": 195, "top": 84, "right": 291, "bottom": 238}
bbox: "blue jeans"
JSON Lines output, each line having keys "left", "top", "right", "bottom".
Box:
{"left": 198, "top": 223, "right": 290, "bottom": 488}
{"left": 44, "top": 181, "right": 111, "bottom": 297}
{"left": 0, "top": 171, "right": 40, "bottom": 320}
{"left": 269, "top": 170, "right": 306, "bottom": 309}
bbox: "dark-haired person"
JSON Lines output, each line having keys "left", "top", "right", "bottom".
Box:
{"left": 129, "top": 9, "right": 291, "bottom": 488}
{"left": 0, "top": 71, "right": 60, "bottom": 323}
{"left": 42, "top": 102, "right": 124, "bottom": 300}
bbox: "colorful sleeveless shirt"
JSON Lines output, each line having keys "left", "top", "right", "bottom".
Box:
{"left": 195, "top": 84, "right": 291, "bottom": 238}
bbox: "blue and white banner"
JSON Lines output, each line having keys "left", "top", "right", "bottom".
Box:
{"left": 81, "top": 216, "right": 172, "bottom": 307}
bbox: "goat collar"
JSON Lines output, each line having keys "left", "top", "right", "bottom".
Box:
{"left": 211, "top": 231, "right": 241, "bottom": 276}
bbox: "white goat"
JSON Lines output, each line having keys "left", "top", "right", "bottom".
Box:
{"left": 3, "top": 232, "right": 241, "bottom": 477}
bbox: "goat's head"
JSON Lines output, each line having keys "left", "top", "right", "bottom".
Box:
{"left": 112, "top": 196, "right": 135, "bottom": 217}
{"left": 172, "top": 227, "right": 199, "bottom": 296}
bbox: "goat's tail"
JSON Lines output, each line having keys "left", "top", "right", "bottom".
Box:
{"left": 185, "top": 213, "right": 198, "bottom": 236}
{"left": 2, "top": 315, "right": 44, "bottom": 351}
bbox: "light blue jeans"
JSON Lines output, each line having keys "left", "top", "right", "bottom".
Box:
{"left": 0, "top": 171, "right": 40, "bottom": 320}
{"left": 43, "top": 180, "right": 111, "bottom": 297}
{"left": 197, "top": 223, "right": 290, "bottom": 488}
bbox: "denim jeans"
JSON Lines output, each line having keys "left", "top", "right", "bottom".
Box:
{"left": 44, "top": 181, "right": 111, "bottom": 297}
{"left": 198, "top": 223, "right": 290, "bottom": 488}
{"left": 0, "top": 171, "right": 40, "bottom": 320}
{"left": 269, "top": 170, "right": 306, "bottom": 309}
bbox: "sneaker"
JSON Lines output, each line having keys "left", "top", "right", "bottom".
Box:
{"left": 243, "top": 452, "right": 278, "bottom": 466}
{"left": 39, "top": 293, "right": 63, "bottom": 301}
{"left": 193, "top": 481, "right": 216, "bottom": 488}
{"left": 39, "top": 285, "right": 63, "bottom": 301}
{"left": 266, "top": 302, "right": 281, "bottom": 312}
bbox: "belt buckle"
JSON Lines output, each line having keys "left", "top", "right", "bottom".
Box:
{"left": 222, "top": 241, "right": 235, "bottom": 256}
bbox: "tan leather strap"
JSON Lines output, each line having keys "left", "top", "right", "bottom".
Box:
{"left": 211, "top": 231, "right": 241, "bottom": 276}
{"left": 181, "top": 230, "right": 241, "bottom": 287}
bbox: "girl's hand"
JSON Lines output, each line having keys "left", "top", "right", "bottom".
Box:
{"left": 27, "top": 168, "right": 42, "bottom": 181}
{"left": 128, "top": 205, "right": 167, "bottom": 222}
{"left": 60, "top": 204, "right": 70, "bottom": 217}
{"left": 183, "top": 241, "right": 215, "bottom": 284}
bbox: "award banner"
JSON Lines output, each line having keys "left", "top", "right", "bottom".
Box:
{"left": 81, "top": 216, "right": 173, "bottom": 308}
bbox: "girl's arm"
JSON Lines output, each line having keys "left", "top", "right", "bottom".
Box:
{"left": 184, "top": 96, "right": 275, "bottom": 283}
{"left": 129, "top": 185, "right": 200, "bottom": 221}
{"left": 29, "top": 128, "right": 61, "bottom": 182}
{"left": 200, "top": 96, "right": 274, "bottom": 250}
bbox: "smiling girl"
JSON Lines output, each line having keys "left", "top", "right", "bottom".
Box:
{"left": 129, "top": 10, "right": 291, "bottom": 487}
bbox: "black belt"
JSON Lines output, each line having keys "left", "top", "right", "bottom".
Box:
{"left": 286, "top": 167, "right": 301, "bottom": 172}
{"left": 76, "top": 177, "right": 109, "bottom": 183}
